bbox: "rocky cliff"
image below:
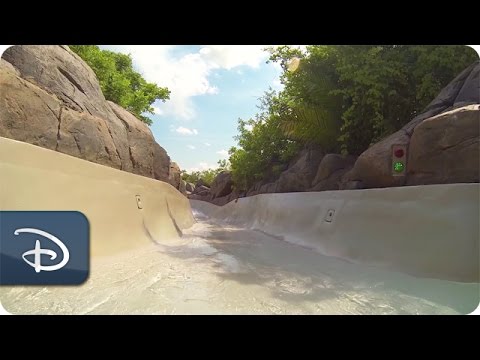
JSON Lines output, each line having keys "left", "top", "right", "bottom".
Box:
{"left": 0, "top": 45, "right": 182, "bottom": 190}
{"left": 201, "top": 61, "right": 479, "bottom": 206}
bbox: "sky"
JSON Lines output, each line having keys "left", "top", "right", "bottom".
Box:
{"left": 99, "top": 45, "right": 287, "bottom": 172}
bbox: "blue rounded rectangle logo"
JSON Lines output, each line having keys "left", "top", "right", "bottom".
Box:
{"left": 0, "top": 211, "right": 89, "bottom": 285}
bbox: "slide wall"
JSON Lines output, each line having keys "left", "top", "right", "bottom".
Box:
{"left": 193, "top": 183, "right": 479, "bottom": 282}
{"left": 0, "top": 137, "right": 195, "bottom": 257}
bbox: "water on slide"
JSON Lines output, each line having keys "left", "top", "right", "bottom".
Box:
{"left": 1, "top": 206, "right": 478, "bottom": 315}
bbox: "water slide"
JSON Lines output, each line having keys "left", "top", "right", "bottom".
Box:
{"left": 1, "top": 137, "right": 478, "bottom": 314}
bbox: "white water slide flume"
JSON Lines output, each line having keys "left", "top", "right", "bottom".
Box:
{"left": 0, "top": 137, "right": 478, "bottom": 314}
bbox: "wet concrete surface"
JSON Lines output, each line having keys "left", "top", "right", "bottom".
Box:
{"left": 1, "top": 209, "right": 478, "bottom": 315}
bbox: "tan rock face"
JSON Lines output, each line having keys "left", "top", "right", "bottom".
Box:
{"left": 310, "top": 154, "right": 356, "bottom": 191}
{"left": 186, "top": 182, "right": 195, "bottom": 193}
{"left": 0, "top": 45, "right": 174, "bottom": 184}
{"left": 347, "top": 61, "right": 479, "bottom": 189}
{"left": 407, "top": 105, "right": 479, "bottom": 185}
{"left": 346, "top": 130, "right": 410, "bottom": 188}
{"left": 168, "top": 162, "right": 181, "bottom": 189}
{"left": 275, "top": 148, "right": 324, "bottom": 193}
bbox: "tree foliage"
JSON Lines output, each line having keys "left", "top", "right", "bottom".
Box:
{"left": 228, "top": 45, "right": 477, "bottom": 187}
{"left": 181, "top": 160, "right": 230, "bottom": 187}
{"left": 69, "top": 45, "right": 170, "bottom": 125}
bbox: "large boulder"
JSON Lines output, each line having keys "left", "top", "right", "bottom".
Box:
{"left": 210, "top": 189, "right": 242, "bottom": 206}
{"left": 0, "top": 45, "right": 175, "bottom": 185}
{"left": 186, "top": 182, "right": 195, "bottom": 193}
{"left": 0, "top": 64, "right": 63, "bottom": 152}
{"left": 188, "top": 184, "right": 212, "bottom": 202}
{"left": 108, "top": 100, "right": 167, "bottom": 178}
{"left": 274, "top": 148, "right": 324, "bottom": 192}
{"left": 258, "top": 182, "right": 278, "bottom": 194}
{"left": 421, "top": 60, "right": 479, "bottom": 115}
{"left": 246, "top": 181, "right": 262, "bottom": 197}
{"left": 2, "top": 45, "right": 114, "bottom": 119}
{"left": 168, "top": 162, "right": 181, "bottom": 189}
{"left": 179, "top": 179, "right": 187, "bottom": 195}
{"left": 344, "top": 130, "right": 410, "bottom": 189}
{"left": 153, "top": 143, "right": 171, "bottom": 182}
{"left": 407, "top": 105, "right": 479, "bottom": 185}
{"left": 210, "top": 171, "right": 233, "bottom": 199}
{"left": 346, "top": 61, "right": 480, "bottom": 189}
{"left": 195, "top": 179, "right": 207, "bottom": 188}
{"left": 194, "top": 185, "right": 211, "bottom": 197}
{"left": 310, "top": 154, "right": 356, "bottom": 191}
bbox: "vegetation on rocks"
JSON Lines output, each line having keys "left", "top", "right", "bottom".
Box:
{"left": 227, "top": 45, "right": 478, "bottom": 190}
{"left": 70, "top": 45, "right": 170, "bottom": 125}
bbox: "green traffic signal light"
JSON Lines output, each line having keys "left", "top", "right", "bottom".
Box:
{"left": 393, "top": 161, "right": 404, "bottom": 173}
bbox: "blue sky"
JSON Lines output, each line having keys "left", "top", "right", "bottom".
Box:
{"left": 100, "top": 45, "right": 286, "bottom": 172}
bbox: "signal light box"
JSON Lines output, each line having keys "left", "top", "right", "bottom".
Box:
{"left": 392, "top": 144, "right": 407, "bottom": 176}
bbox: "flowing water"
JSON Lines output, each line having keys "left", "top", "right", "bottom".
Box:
{"left": 1, "top": 209, "right": 478, "bottom": 314}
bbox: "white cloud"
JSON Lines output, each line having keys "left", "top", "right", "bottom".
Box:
{"left": 216, "top": 149, "right": 229, "bottom": 159}
{"left": 204, "top": 142, "right": 211, "bottom": 147}
{"left": 199, "top": 45, "right": 267, "bottom": 70}
{"left": 152, "top": 106, "right": 163, "bottom": 115}
{"left": 187, "top": 162, "right": 218, "bottom": 172}
{"left": 244, "top": 124, "right": 254, "bottom": 132}
{"left": 175, "top": 126, "right": 198, "bottom": 136}
{"left": 187, "top": 145, "right": 196, "bottom": 150}
{"left": 99, "top": 45, "right": 270, "bottom": 120}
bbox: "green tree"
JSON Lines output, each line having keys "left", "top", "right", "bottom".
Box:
{"left": 267, "top": 45, "right": 477, "bottom": 154}
{"left": 229, "top": 90, "right": 301, "bottom": 190}
{"left": 69, "top": 45, "right": 170, "bottom": 125}
{"left": 229, "top": 45, "right": 477, "bottom": 189}
{"left": 181, "top": 165, "right": 227, "bottom": 187}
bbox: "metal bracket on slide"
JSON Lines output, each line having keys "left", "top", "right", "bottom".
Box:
{"left": 135, "top": 195, "right": 143, "bottom": 209}
{"left": 324, "top": 209, "right": 335, "bottom": 223}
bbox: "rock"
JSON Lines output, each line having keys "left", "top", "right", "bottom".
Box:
{"left": 339, "top": 180, "right": 364, "bottom": 190}
{"left": 0, "top": 58, "right": 19, "bottom": 76}
{"left": 153, "top": 143, "right": 171, "bottom": 182}
{"left": 186, "top": 182, "right": 195, "bottom": 193}
{"left": 211, "top": 196, "right": 230, "bottom": 206}
{"left": 0, "top": 67, "right": 62, "bottom": 151}
{"left": 56, "top": 107, "right": 121, "bottom": 168}
{"left": 246, "top": 181, "right": 262, "bottom": 196}
{"left": 179, "top": 179, "right": 187, "bottom": 195}
{"left": 275, "top": 148, "right": 324, "bottom": 192}
{"left": 311, "top": 154, "right": 356, "bottom": 189}
{"left": 346, "top": 130, "right": 410, "bottom": 188}
{"left": 168, "top": 162, "right": 181, "bottom": 189}
{"left": 454, "top": 61, "right": 480, "bottom": 107}
{"left": 311, "top": 168, "right": 350, "bottom": 191}
{"left": 210, "top": 171, "right": 233, "bottom": 199}
{"left": 188, "top": 193, "right": 211, "bottom": 202}
{"left": 423, "top": 60, "right": 479, "bottom": 113}
{"left": 407, "top": 105, "right": 479, "bottom": 185}
{"left": 347, "top": 61, "right": 480, "bottom": 189}
{"left": 2, "top": 45, "right": 115, "bottom": 120}
{"left": 194, "top": 185, "right": 211, "bottom": 197}
{"left": 210, "top": 189, "right": 241, "bottom": 206}
{"left": 0, "top": 45, "right": 176, "bottom": 186}
{"left": 258, "top": 182, "right": 278, "bottom": 194}
{"left": 195, "top": 179, "right": 207, "bottom": 188}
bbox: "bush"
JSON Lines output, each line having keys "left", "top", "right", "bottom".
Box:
{"left": 69, "top": 45, "right": 170, "bottom": 125}
{"left": 228, "top": 45, "right": 478, "bottom": 188}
